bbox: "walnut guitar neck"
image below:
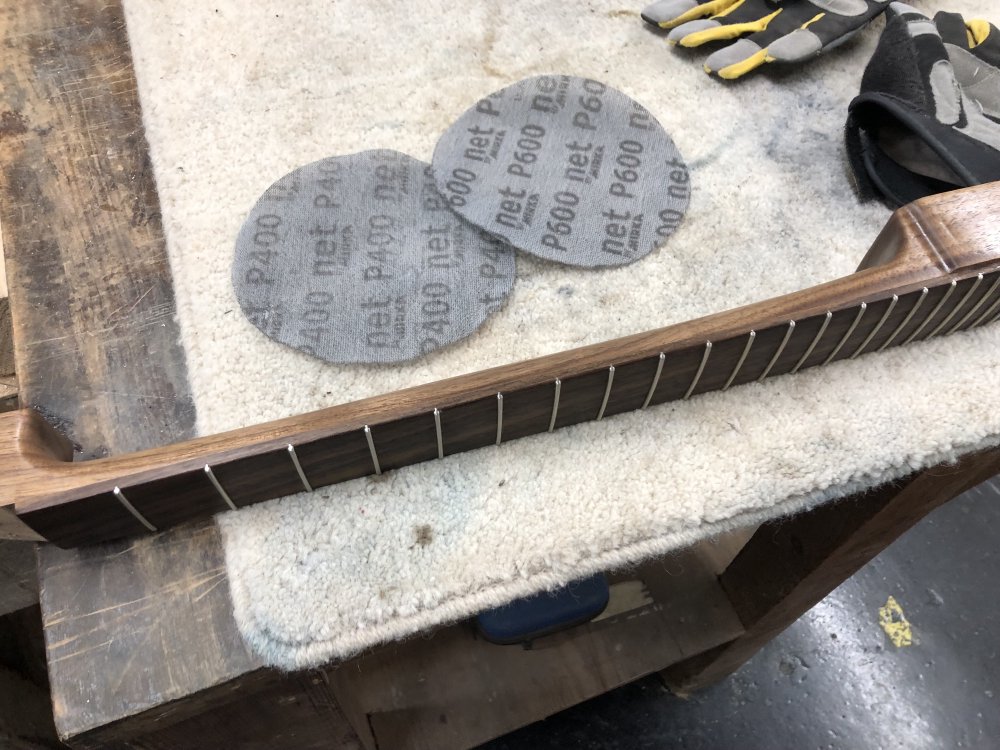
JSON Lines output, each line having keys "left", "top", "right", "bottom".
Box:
{"left": 3, "top": 184, "right": 1000, "bottom": 547}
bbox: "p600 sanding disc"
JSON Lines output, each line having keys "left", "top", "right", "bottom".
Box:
{"left": 432, "top": 75, "right": 691, "bottom": 268}
{"left": 233, "top": 150, "right": 516, "bottom": 364}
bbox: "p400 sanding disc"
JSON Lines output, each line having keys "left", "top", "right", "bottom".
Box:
{"left": 233, "top": 150, "right": 516, "bottom": 364}
{"left": 432, "top": 75, "right": 691, "bottom": 268}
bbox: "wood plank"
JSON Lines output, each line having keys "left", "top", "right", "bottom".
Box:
{"left": 0, "top": 0, "right": 196, "bottom": 454}
{"left": 0, "top": 299, "right": 12, "bottom": 379}
{"left": 0, "top": 0, "right": 274, "bottom": 744}
{"left": 0, "top": 225, "right": 12, "bottom": 377}
{"left": 663, "top": 445, "right": 1000, "bottom": 693}
{"left": 0, "top": 229, "right": 7, "bottom": 295}
{"left": 0, "top": 222, "right": 14, "bottom": 412}
{"left": 328, "top": 544, "right": 744, "bottom": 750}
{"left": 38, "top": 522, "right": 272, "bottom": 744}
{"left": 85, "top": 673, "right": 364, "bottom": 750}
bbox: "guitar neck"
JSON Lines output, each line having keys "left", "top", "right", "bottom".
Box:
{"left": 4, "top": 184, "right": 1000, "bottom": 547}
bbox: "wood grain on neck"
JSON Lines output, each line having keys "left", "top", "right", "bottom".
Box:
{"left": 4, "top": 183, "right": 1000, "bottom": 546}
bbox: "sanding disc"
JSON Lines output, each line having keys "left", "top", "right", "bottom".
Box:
{"left": 233, "top": 150, "right": 516, "bottom": 364}
{"left": 432, "top": 75, "right": 691, "bottom": 268}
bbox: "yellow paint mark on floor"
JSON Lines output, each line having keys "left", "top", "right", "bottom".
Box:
{"left": 879, "top": 596, "right": 913, "bottom": 647}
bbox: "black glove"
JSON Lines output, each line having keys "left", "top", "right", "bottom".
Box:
{"left": 846, "top": 3, "right": 1000, "bottom": 206}
{"left": 641, "top": 0, "right": 891, "bottom": 79}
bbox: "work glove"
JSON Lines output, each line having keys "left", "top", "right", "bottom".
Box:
{"left": 641, "top": 0, "right": 891, "bottom": 79}
{"left": 846, "top": 3, "right": 1000, "bottom": 206}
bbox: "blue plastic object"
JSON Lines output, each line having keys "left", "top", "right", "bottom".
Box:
{"left": 475, "top": 574, "right": 610, "bottom": 645}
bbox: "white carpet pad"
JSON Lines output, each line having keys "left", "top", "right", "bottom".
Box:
{"left": 121, "top": 0, "right": 1000, "bottom": 669}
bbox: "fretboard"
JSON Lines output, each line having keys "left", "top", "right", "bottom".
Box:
{"left": 5, "top": 184, "right": 1000, "bottom": 546}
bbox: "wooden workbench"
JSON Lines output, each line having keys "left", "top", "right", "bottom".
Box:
{"left": 2, "top": 2, "right": 999, "bottom": 748}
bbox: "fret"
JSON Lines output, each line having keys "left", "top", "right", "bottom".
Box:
{"left": 823, "top": 303, "right": 866, "bottom": 365}
{"left": 903, "top": 280, "right": 957, "bottom": 344}
{"left": 878, "top": 282, "right": 958, "bottom": 349}
{"left": 596, "top": 367, "right": 616, "bottom": 420}
{"left": 851, "top": 295, "right": 897, "bottom": 359}
{"left": 549, "top": 380, "right": 562, "bottom": 431}
{"left": 878, "top": 288, "right": 928, "bottom": 351}
{"left": 975, "top": 299, "right": 1000, "bottom": 328}
{"left": 516, "top": 363, "right": 649, "bottom": 432}
{"left": 954, "top": 272, "right": 1000, "bottom": 332}
{"left": 204, "top": 465, "right": 238, "bottom": 511}
{"left": 791, "top": 313, "right": 831, "bottom": 374}
{"left": 724, "top": 332, "right": 755, "bottom": 390}
{"left": 926, "top": 274, "right": 983, "bottom": 340}
{"left": 286, "top": 444, "right": 312, "bottom": 492}
{"left": 18, "top": 492, "right": 155, "bottom": 548}
{"left": 758, "top": 322, "right": 795, "bottom": 382}
{"left": 295, "top": 431, "right": 381, "bottom": 486}
{"left": 495, "top": 393, "right": 504, "bottom": 445}
{"left": 684, "top": 343, "right": 712, "bottom": 399}
{"left": 118, "top": 465, "right": 236, "bottom": 524}
{"left": 364, "top": 425, "right": 382, "bottom": 475}
{"left": 205, "top": 448, "right": 307, "bottom": 507}
{"left": 366, "top": 412, "right": 441, "bottom": 471}
{"left": 433, "top": 408, "right": 444, "bottom": 459}
{"left": 113, "top": 487, "right": 157, "bottom": 532}
{"left": 642, "top": 354, "right": 666, "bottom": 408}
{"left": 527, "top": 369, "right": 605, "bottom": 431}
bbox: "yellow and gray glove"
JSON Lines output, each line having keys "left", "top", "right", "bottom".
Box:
{"left": 641, "top": 0, "right": 891, "bottom": 79}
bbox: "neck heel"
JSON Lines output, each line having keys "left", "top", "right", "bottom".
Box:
{"left": 859, "top": 184, "right": 1000, "bottom": 274}
{"left": 0, "top": 410, "right": 74, "bottom": 540}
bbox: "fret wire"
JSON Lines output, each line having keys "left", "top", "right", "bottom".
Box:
{"left": 641, "top": 353, "right": 666, "bottom": 409}
{"left": 757, "top": 322, "right": 795, "bottom": 382}
{"left": 969, "top": 286, "right": 1000, "bottom": 328}
{"left": 850, "top": 294, "right": 897, "bottom": 359}
{"left": 790, "top": 312, "right": 831, "bottom": 374}
{"left": 548, "top": 379, "right": 562, "bottom": 432}
{"left": 495, "top": 393, "right": 504, "bottom": 446}
{"left": 113, "top": 486, "right": 157, "bottom": 532}
{"left": 286, "top": 444, "right": 313, "bottom": 492}
{"left": 926, "top": 274, "right": 982, "bottom": 340}
{"left": 204, "top": 465, "right": 238, "bottom": 511}
{"left": 969, "top": 271, "right": 1000, "bottom": 327}
{"left": 902, "top": 280, "right": 956, "bottom": 345}
{"left": 364, "top": 425, "right": 381, "bottom": 475}
{"left": 433, "top": 408, "right": 444, "bottom": 459}
{"left": 823, "top": 303, "right": 866, "bottom": 365}
{"left": 684, "top": 342, "right": 712, "bottom": 399}
{"left": 596, "top": 367, "right": 616, "bottom": 420}
{"left": 950, "top": 273, "right": 1000, "bottom": 333}
{"left": 723, "top": 331, "right": 755, "bottom": 390}
{"left": 878, "top": 287, "right": 928, "bottom": 352}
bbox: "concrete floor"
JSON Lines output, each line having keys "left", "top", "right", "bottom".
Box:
{"left": 483, "top": 477, "right": 1000, "bottom": 750}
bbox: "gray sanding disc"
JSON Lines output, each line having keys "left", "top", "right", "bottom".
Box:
{"left": 432, "top": 75, "right": 691, "bottom": 268}
{"left": 233, "top": 150, "right": 516, "bottom": 364}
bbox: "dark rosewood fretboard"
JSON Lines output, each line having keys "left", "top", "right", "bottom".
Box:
{"left": 3, "top": 184, "right": 1000, "bottom": 547}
